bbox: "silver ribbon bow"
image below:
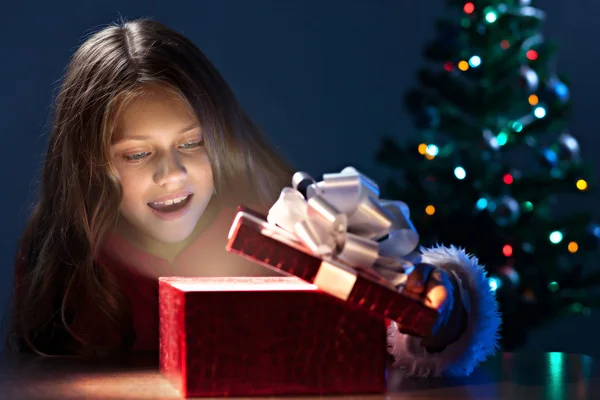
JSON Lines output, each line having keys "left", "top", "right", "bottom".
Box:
{"left": 267, "top": 166, "right": 422, "bottom": 287}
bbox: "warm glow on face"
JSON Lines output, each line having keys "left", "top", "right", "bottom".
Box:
{"left": 111, "top": 86, "right": 214, "bottom": 246}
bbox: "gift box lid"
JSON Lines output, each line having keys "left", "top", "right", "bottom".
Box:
{"left": 225, "top": 206, "right": 440, "bottom": 338}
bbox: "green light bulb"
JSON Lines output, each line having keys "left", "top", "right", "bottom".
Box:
{"left": 485, "top": 10, "right": 498, "bottom": 23}
{"left": 511, "top": 121, "right": 523, "bottom": 132}
{"left": 549, "top": 231, "right": 563, "bottom": 244}
{"left": 496, "top": 132, "right": 508, "bottom": 146}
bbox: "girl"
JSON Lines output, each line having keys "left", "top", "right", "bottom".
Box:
{"left": 7, "top": 18, "right": 500, "bottom": 378}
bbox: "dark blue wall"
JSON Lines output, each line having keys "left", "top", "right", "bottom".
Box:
{"left": 1, "top": 0, "right": 598, "bottom": 355}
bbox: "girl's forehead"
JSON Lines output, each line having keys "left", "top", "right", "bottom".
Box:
{"left": 111, "top": 87, "right": 198, "bottom": 142}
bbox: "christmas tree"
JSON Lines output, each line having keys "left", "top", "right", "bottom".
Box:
{"left": 377, "top": 0, "right": 599, "bottom": 350}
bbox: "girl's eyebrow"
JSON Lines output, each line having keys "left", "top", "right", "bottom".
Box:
{"left": 178, "top": 122, "right": 201, "bottom": 134}
{"left": 113, "top": 123, "right": 200, "bottom": 145}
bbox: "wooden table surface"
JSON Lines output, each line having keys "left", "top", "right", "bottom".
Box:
{"left": 0, "top": 351, "right": 597, "bottom": 399}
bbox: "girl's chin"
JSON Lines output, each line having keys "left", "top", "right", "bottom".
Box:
{"left": 116, "top": 213, "right": 198, "bottom": 251}
{"left": 149, "top": 226, "right": 197, "bottom": 245}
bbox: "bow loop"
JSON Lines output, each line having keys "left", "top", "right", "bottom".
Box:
{"left": 268, "top": 167, "right": 420, "bottom": 287}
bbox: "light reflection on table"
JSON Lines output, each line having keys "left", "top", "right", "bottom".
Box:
{"left": 0, "top": 351, "right": 596, "bottom": 399}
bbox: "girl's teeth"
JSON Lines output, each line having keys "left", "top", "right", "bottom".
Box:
{"left": 154, "top": 195, "right": 188, "bottom": 205}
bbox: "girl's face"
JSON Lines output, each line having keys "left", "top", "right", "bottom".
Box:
{"left": 110, "top": 86, "right": 214, "bottom": 244}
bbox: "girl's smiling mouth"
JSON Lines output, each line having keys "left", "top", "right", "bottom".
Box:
{"left": 148, "top": 193, "right": 193, "bottom": 216}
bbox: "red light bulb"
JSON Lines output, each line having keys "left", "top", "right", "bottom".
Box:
{"left": 526, "top": 50, "right": 538, "bottom": 61}
{"left": 503, "top": 174, "right": 514, "bottom": 185}
{"left": 502, "top": 245, "right": 513, "bottom": 257}
{"left": 464, "top": 2, "right": 475, "bottom": 14}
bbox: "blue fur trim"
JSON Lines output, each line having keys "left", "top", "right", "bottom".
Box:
{"left": 387, "top": 245, "right": 501, "bottom": 377}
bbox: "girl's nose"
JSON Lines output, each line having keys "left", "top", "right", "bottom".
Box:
{"left": 154, "top": 151, "right": 188, "bottom": 188}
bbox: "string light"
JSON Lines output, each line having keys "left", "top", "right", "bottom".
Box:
{"left": 528, "top": 94, "right": 539, "bottom": 105}
{"left": 425, "top": 153, "right": 435, "bottom": 160}
{"left": 463, "top": 2, "right": 475, "bottom": 14}
{"left": 571, "top": 303, "right": 585, "bottom": 314}
{"left": 502, "top": 244, "right": 513, "bottom": 257}
{"left": 572, "top": 304, "right": 593, "bottom": 316}
{"left": 576, "top": 179, "right": 588, "bottom": 191}
{"left": 454, "top": 166, "right": 467, "bottom": 180}
{"left": 522, "top": 201, "right": 533, "bottom": 212}
{"left": 568, "top": 241, "right": 579, "bottom": 253}
{"left": 500, "top": 40, "right": 510, "bottom": 49}
{"left": 526, "top": 50, "right": 539, "bottom": 60}
{"left": 458, "top": 60, "right": 469, "bottom": 71}
{"left": 425, "top": 205, "right": 436, "bottom": 215}
{"left": 418, "top": 143, "right": 427, "bottom": 155}
{"left": 496, "top": 131, "right": 509, "bottom": 146}
{"left": 533, "top": 106, "right": 546, "bottom": 118}
{"left": 488, "top": 276, "right": 501, "bottom": 291}
{"left": 468, "top": 55, "right": 481, "bottom": 68}
{"left": 426, "top": 144, "right": 439, "bottom": 156}
{"left": 511, "top": 121, "right": 523, "bottom": 132}
{"left": 551, "top": 79, "right": 569, "bottom": 102}
{"left": 542, "top": 149, "right": 558, "bottom": 166}
{"left": 484, "top": 9, "right": 498, "bottom": 23}
{"left": 503, "top": 173, "right": 514, "bottom": 184}
{"left": 444, "top": 62, "right": 453, "bottom": 71}
{"left": 549, "top": 231, "right": 563, "bottom": 244}
{"left": 548, "top": 281, "right": 559, "bottom": 292}
{"left": 475, "top": 198, "right": 488, "bottom": 210}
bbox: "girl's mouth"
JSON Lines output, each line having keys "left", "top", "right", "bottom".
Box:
{"left": 148, "top": 194, "right": 192, "bottom": 213}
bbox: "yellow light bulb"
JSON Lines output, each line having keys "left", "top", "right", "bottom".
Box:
{"left": 528, "top": 94, "right": 539, "bottom": 105}
{"left": 568, "top": 241, "right": 579, "bottom": 253}
{"left": 576, "top": 179, "right": 588, "bottom": 191}
{"left": 458, "top": 60, "right": 469, "bottom": 71}
{"left": 425, "top": 205, "right": 435, "bottom": 215}
{"left": 425, "top": 153, "right": 435, "bottom": 160}
{"left": 418, "top": 143, "right": 427, "bottom": 155}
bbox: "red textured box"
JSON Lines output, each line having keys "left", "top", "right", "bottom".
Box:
{"left": 226, "top": 206, "right": 440, "bottom": 338}
{"left": 159, "top": 276, "right": 388, "bottom": 398}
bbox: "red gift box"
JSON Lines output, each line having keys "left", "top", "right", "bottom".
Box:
{"left": 159, "top": 276, "right": 388, "bottom": 398}
{"left": 226, "top": 206, "right": 440, "bottom": 338}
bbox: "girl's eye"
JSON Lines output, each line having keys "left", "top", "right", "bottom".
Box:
{"left": 124, "top": 152, "right": 150, "bottom": 162}
{"left": 178, "top": 140, "right": 204, "bottom": 150}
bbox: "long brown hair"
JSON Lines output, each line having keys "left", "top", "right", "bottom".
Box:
{"left": 6, "top": 18, "right": 292, "bottom": 358}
